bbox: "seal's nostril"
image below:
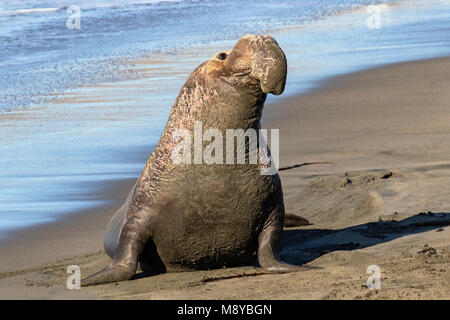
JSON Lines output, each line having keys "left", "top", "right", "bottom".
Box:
{"left": 217, "top": 52, "right": 227, "bottom": 60}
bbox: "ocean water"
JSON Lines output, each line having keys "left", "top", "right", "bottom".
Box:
{"left": 0, "top": 0, "right": 449, "bottom": 236}
{"left": 0, "top": 0, "right": 395, "bottom": 112}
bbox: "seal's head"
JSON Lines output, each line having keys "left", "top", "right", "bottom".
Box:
{"left": 204, "top": 34, "right": 287, "bottom": 96}
{"left": 169, "top": 35, "right": 287, "bottom": 130}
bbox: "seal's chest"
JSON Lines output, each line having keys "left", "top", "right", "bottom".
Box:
{"left": 156, "top": 168, "right": 275, "bottom": 239}
{"left": 167, "top": 175, "right": 270, "bottom": 220}
{"left": 155, "top": 173, "right": 270, "bottom": 268}
{"left": 171, "top": 167, "right": 273, "bottom": 213}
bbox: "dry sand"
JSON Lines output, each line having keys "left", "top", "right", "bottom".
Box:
{"left": 0, "top": 57, "right": 449, "bottom": 299}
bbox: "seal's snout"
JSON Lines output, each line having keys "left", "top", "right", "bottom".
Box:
{"left": 242, "top": 35, "right": 287, "bottom": 95}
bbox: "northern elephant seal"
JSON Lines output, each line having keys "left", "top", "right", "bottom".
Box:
{"left": 82, "top": 35, "right": 318, "bottom": 286}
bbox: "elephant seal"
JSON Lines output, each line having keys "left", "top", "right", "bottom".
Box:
{"left": 82, "top": 35, "right": 318, "bottom": 286}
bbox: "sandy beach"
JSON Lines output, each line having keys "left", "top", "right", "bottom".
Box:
{"left": 0, "top": 56, "right": 449, "bottom": 300}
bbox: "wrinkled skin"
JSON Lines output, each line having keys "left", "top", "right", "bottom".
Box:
{"left": 82, "top": 35, "right": 319, "bottom": 286}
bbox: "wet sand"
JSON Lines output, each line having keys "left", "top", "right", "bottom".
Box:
{"left": 0, "top": 57, "right": 449, "bottom": 299}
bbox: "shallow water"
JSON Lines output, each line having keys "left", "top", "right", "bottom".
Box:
{"left": 0, "top": 0, "right": 449, "bottom": 235}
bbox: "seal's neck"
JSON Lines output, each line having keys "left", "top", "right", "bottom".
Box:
{"left": 168, "top": 77, "right": 266, "bottom": 132}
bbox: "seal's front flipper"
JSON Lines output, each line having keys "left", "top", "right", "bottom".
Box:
{"left": 81, "top": 263, "right": 136, "bottom": 286}
{"left": 258, "top": 206, "right": 321, "bottom": 273}
{"left": 81, "top": 241, "right": 140, "bottom": 286}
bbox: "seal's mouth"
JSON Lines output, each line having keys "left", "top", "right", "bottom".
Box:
{"left": 232, "top": 71, "right": 252, "bottom": 77}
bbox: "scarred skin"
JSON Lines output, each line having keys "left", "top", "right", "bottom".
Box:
{"left": 82, "top": 35, "right": 319, "bottom": 286}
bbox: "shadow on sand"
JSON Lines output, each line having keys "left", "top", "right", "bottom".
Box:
{"left": 280, "top": 212, "right": 450, "bottom": 265}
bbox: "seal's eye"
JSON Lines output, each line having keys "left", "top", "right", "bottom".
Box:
{"left": 217, "top": 52, "right": 227, "bottom": 60}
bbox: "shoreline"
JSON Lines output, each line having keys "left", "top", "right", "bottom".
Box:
{"left": 0, "top": 56, "right": 449, "bottom": 299}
